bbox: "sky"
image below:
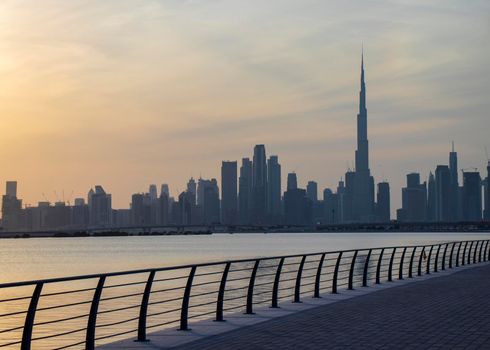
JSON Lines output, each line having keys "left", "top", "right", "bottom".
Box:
{"left": 0, "top": 0, "right": 489, "bottom": 212}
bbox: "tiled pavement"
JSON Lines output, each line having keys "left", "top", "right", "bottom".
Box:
{"left": 101, "top": 263, "right": 490, "bottom": 349}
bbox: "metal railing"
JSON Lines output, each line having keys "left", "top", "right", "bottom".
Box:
{"left": 0, "top": 239, "right": 488, "bottom": 349}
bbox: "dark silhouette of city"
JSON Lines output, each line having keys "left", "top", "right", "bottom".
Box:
{"left": 1, "top": 54, "right": 489, "bottom": 233}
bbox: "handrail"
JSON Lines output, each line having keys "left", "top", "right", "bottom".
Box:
{"left": 0, "top": 239, "right": 487, "bottom": 349}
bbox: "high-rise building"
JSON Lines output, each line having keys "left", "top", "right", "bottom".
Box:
{"left": 187, "top": 178, "right": 197, "bottom": 206}
{"left": 427, "top": 172, "right": 437, "bottom": 222}
{"left": 221, "top": 161, "right": 238, "bottom": 225}
{"left": 198, "top": 178, "right": 220, "bottom": 224}
{"left": 287, "top": 173, "right": 297, "bottom": 191}
{"left": 485, "top": 163, "right": 490, "bottom": 221}
{"left": 306, "top": 181, "right": 318, "bottom": 202}
{"left": 267, "top": 156, "right": 282, "bottom": 223}
{"left": 161, "top": 184, "right": 170, "bottom": 197}
{"left": 322, "top": 188, "right": 337, "bottom": 224}
{"left": 398, "top": 173, "right": 427, "bottom": 222}
{"left": 449, "top": 143, "right": 459, "bottom": 221}
{"left": 252, "top": 145, "right": 267, "bottom": 224}
{"left": 6, "top": 181, "right": 17, "bottom": 198}
{"left": 284, "top": 174, "right": 312, "bottom": 226}
{"left": 435, "top": 166, "right": 451, "bottom": 222}
{"left": 376, "top": 182, "right": 390, "bottom": 222}
{"left": 88, "top": 185, "right": 112, "bottom": 228}
{"left": 238, "top": 158, "right": 253, "bottom": 224}
{"left": 346, "top": 52, "right": 375, "bottom": 222}
{"left": 462, "top": 171, "right": 482, "bottom": 221}
{"left": 149, "top": 184, "right": 158, "bottom": 200}
{"left": 2, "top": 181, "right": 22, "bottom": 231}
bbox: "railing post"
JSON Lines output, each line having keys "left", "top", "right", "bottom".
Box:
{"left": 467, "top": 241, "right": 473, "bottom": 265}
{"left": 398, "top": 247, "right": 407, "bottom": 280}
{"left": 462, "top": 241, "right": 468, "bottom": 266}
{"left": 434, "top": 245, "right": 441, "bottom": 273}
{"left": 426, "top": 246, "right": 434, "bottom": 274}
{"left": 332, "top": 252, "right": 343, "bottom": 294}
{"left": 216, "top": 262, "right": 231, "bottom": 322}
{"left": 179, "top": 266, "right": 196, "bottom": 331}
{"left": 21, "top": 282, "right": 43, "bottom": 350}
{"left": 348, "top": 251, "right": 358, "bottom": 290}
{"left": 137, "top": 271, "right": 156, "bottom": 341}
{"left": 271, "top": 258, "right": 284, "bottom": 308}
{"left": 473, "top": 241, "right": 479, "bottom": 264}
{"left": 449, "top": 242, "right": 456, "bottom": 269}
{"left": 442, "top": 243, "right": 449, "bottom": 271}
{"left": 375, "top": 248, "right": 384, "bottom": 284}
{"left": 314, "top": 254, "right": 326, "bottom": 298}
{"left": 485, "top": 241, "right": 490, "bottom": 261}
{"left": 362, "top": 249, "right": 372, "bottom": 287}
{"left": 456, "top": 241, "right": 463, "bottom": 267}
{"left": 388, "top": 248, "right": 396, "bottom": 282}
{"left": 246, "top": 260, "right": 260, "bottom": 314}
{"left": 408, "top": 246, "right": 417, "bottom": 278}
{"left": 294, "top": 255, "right": 307, "bottom": 303}
{"left": 86, "top": 276, "right": 106, "bottom": 350}
{"left": 417, "top": 247, "right": 425, "bottom": 277}
{"left": 478, "top": 240, "right": 484, "bottom": 263}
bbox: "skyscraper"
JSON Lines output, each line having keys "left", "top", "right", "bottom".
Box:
{"left": 187, "top": 178, "right": 197, "bottom": 206}
{"left": 462, "top": 171, "right": 482, "bottom": 221}
{"left": 6, "top": 181, "right": 17, "bottom": 198}
{"left": 347, "top": 51, "right": 375, "bottom": 222}
{"left": 306, "top": 181, "right": 318, "bottom": 202}
{"left": 221, "top": 161, "right": 238, "bottom": 225}
{"left": 398, "top": 173, "right": 427, "bottom": 222}
{"left": 267, "top": 156, "right": 282, "bottom": 223}
{"left": 252, "top": 145, "right": 267, "bottom": 224}
{"left": 449, "top": 142, "right": 459, "bottom": 221}
{"left": 376, "top": 182, "right": 390, "bottom": 223}
{"left": 287, "top": 172, "right": 297, "bottom": 191}
{"left": 427, "top": 172, "right": 436, "bottom": 222}
{"left": 238, "top": 158, "right": 253, "bottom": 224}
{"left": 435, "top": 166, "right": 451, "bottom": 222}
{"left": 88, "top": 185, "right": 112, "bottom": 227}
{"left": 2, "top": 181, "right": 22, "bottom": 231}
{"left": 485, "top": 163, "right": 490, "bottom": 221}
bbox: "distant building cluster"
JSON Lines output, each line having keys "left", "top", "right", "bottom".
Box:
{"left": 1, "top": 54, "right": 489, "bottom": 232}
{"left": 396, "top": 144, "right": 489, "bottom": 223}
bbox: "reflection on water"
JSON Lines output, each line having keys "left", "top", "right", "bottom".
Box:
{"left": 0, "top": 233, "right": 487, "bottom": 349}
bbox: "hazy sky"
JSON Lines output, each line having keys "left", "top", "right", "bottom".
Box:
{"left": 1, "top": 0, "right": 489, "bottom": 211}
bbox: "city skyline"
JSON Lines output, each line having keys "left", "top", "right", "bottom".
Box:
{"left": 2, "top": 53, "right": 489, "bottom": 231}
{"left": 1, "top": 1, "right": 490, "bottom": 212}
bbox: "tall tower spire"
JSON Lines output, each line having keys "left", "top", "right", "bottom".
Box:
{"left": 355, "top": 49, "right": 369, "bottom": 172}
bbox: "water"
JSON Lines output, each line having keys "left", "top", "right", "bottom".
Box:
{"left": 1, "top": 232, "right": 489, "bottom": 284}
{"left": 0, "top": 232, "right": 488, "bottom": 349}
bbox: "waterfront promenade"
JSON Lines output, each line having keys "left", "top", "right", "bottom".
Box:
{"left": 102, "top": 262, "right": 490, "bottom": 349}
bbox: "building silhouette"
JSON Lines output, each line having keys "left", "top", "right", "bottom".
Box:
{"left": 252, "top": 145, "right": 267, "bottom": 225}
{"left": 221, "top": 161, "right": 238, "bottom": 225}
{"left": 435, "top": 166, "right": 451, "bottom": 222}
{"left": 462, "top": 171, "right": 482, "bottom": 221}
{"left": 376, "top": 182, "right": 390, "bottom": 223}
{"left": 1, "top": 181, "right": 22, "bottom": 231}
{"left": 346, "top": 52, "right": 375, "bottom": 222}
{"left": 284, "top": 173, "right": 312, "bottom": 226}
{"left": 238, "top": 158, "right": 253, "bottom": 225}
{"left": 397, "top": 173, "right": 427, "bottom": 222}
{"left": 88, "top": 185, "right": 112, "bottom": 228}
{"left": 485, "top": 163, "right": 490, "bottom": 221}
{"left": 449, "top": 143, "right": 459, "bottom": 221}
{"left": 267, "top": 156, "right": 282, "bottom": 223}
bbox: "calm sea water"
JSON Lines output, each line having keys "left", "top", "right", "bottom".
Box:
{"left": 1, "top": 232, "right": 489, "bottom": 284}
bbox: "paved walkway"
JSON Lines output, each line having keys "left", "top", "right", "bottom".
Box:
{"left": 174, "top": 264, "right": 490, "bottom": 350}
